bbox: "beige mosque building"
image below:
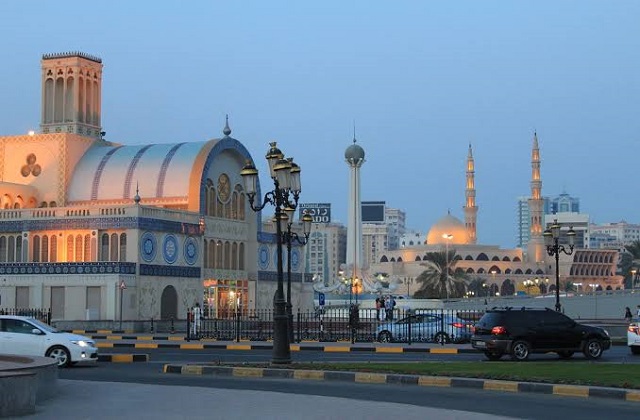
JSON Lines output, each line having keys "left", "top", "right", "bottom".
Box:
{"left": 369, "top": 139, "right": 623, "bottom": 296}
{"left": 0, "top": 52, "right": 311, "bottom": 322}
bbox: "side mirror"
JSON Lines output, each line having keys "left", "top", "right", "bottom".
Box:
{"left": 31, "top": 328, "right": 43, "bottom": 335}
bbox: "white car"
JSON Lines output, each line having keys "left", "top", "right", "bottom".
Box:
{"left": 629, "top": 322, "right": 640, "bottom": 355}
{"left": 0, "top": 315, "right": 98, "bottom": 367}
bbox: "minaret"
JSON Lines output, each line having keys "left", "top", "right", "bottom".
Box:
{"left": 40, "top": 52, "right": 104, "bottom": 139}
{"left": 463, "top": 143, "right": 478, "bottom": 244}
{"left": 527, "top": 132, "right": 545, "bottom": 262}
{"left": 344, "top": 134, "right": 366, "bottom": 281}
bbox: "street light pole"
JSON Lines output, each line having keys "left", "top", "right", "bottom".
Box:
{"left": 118, "top": 280, "right": 126, "bottom": 331}
{"left": 543, "top": 219, "right": 576, "bottom": 312}
{"left": 241, "top": 142, "right": 303, "bottom": 364}
{"left": 282, "top": 209, "right": 312, "bottom": 343}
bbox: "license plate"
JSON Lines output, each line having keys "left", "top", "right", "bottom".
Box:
{"left": 473, "top": 340, "right": 486, "bottom": 348}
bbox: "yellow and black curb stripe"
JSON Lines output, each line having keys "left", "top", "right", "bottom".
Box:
{"left": 162, "top": 364, "right": 640, "bottom": 403}
{"left": 97, "top": 354, "right": 149, "bottom": 363}
{"left": 95, "top": 342, "right": 478, "bottom": 353}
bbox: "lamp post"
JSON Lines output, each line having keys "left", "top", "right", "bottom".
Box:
{"left": 118, "top": 280, "right": 126, "bottom": 331}
{"left": 442, "top": 233, "right": 453, "bottom": 300}
{"left": 523, "top": 279, "right": 533, "bottom": 295}
{"left": 241, "top": 142, "right": 302, "bottom": 364}
{"left": 404, "top": 277, "right": 414, "bottom": 297}
{"left": 543, "top": 219, "right": 576, "bottom": 312}
{"left": 589, "top": 283, "right": 598, "bottom": 319}
{"left": 282, "top": 209, "right": 312, "bottom": 342}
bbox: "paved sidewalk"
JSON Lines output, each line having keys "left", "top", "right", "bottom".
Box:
{"left": 26, "top": 379, "right": 515, "bottom": 420}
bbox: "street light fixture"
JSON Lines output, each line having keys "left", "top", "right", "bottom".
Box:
{"left": 442, "top": 233, "right": 453, "bottom": 300}
{"left": 241, "top": 142, "right": 303, "bottom": 364}
{"left": 282, "top": 209, "right": 312, "bottom": 342}
{"left": 631, "top": 269, "right": 638, "bottom": 292}
{"left": 543, "top": 219, "right": 576, "bottom": 312}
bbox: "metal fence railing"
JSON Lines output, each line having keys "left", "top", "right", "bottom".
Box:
{"left": 0, "top": 308, "right": 52, "bottom": 324}
{"left": 186, "top": 307, "right": 485, "bottom": 344}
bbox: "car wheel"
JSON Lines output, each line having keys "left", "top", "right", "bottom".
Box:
{"left": 584, "top": 338, "right": 603, "bottom": 360}
{"left": 557, "top": 351, "right": 574, "bottom": 359}
{"left": 434, "top": 332, "right": 450, "bottom": 344}
{"left": 46, "top": 346, "right": 71, "bottom": 367}
{"left": 510, "top": 340, "right": 530, "bottom": 361}
{"left": 484, "top": 351, "right": 503, "bottom": 361}
{"left": 378, "top": 331, "right": 392, "bottom": 343}
{"left": 630, "top": 346, "right": 640, "bottom": 355}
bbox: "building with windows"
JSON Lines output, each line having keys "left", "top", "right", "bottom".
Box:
{"left": 590, "top": 220, "right": 640, "bottom": 246}
{"left": 385, "top": 207, "right": 406, "bottom": 251}
{"left": 0, "top": 52, "right": 309, "bottom": 321}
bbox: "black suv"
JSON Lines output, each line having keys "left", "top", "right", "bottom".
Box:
{"left": 471, "top": 307, "right": 611, "bottom": 361}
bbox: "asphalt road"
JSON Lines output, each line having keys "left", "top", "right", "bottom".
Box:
{"left": 60, "top": 362, "right": 640, "bottom": 420}
{"left": 99, "top": 344, "right": 639, "bottom": 364}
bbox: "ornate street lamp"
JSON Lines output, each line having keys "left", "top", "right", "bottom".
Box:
{"left": 543, "top": 219, "right": 576, "bottom": 312}
{"left": 282, "top": 209, "right": 312, "bottom": 342}
{"left": 241, "top": 142, "right": 302, "bottom": 364}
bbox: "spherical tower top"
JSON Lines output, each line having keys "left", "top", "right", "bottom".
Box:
{"left": 345, "top": 139, "right": 365, "bottom": 162}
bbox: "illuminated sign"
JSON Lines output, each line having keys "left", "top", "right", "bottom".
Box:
{"left": 299, "top": 203, "right": 331, "bottom": 223}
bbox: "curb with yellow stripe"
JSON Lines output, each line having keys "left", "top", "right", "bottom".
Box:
{"left": 162, "top": 364, "right": 640, "bottom": 403}
{"left": 97, "top": 354, "right": 149, "bottom": 363}
{"left": 96, "top": 342, "right": 474, "bottom": 353}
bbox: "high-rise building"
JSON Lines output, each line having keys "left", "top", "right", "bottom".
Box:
{"left": 590, "top": 221, "right": 640, "bottom": 246}
{"left": 516, "top": 196, "right": 550, "bottom": 247}
{"left": 550, "top": 192, "right": 580, "bottom": 214}
{"left": 385, "top": 207, "right": 406, "bottom": 251}
{"left": 304, "top": 222, "right": 346, "bottom": 287}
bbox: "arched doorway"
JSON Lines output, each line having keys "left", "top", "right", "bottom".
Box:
{"left": 160, "top": 285, "right": 178, "bottom": 319}
{"left": 500, "top": 279, "right": 515, "bottom": 296}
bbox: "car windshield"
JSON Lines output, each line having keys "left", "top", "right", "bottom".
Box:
{"left": 27, "top": 318, "right": 59, "bottom": 333}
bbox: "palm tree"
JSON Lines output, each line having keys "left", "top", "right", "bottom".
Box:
{"left": 414, "top": 249, "right": 467, "bottom": 299}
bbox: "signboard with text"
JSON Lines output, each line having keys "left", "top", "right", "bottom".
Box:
{"left": 299, "top": 203, "right": 331, "bottom": 224}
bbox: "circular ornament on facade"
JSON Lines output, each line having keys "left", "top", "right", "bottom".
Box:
{"left": 258, "top": 245, "right": 270, "bottom": 270}
{"left": 291, "top": 249, "right": 300, "bottom": 271}
{"left": 140, "top": 232, "right": 157, "bottom": 262}
{"left": 273, "top": 248, "right": 287, "bottom": 269}
{"left": 163, "top": 234, "right": 179, "bottom": 264}
{"left": 184, "top": 237, "right": 198, "bottom": 265}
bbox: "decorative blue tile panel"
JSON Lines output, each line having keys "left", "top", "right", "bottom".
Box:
{"left": 139, "top": 264, "right": 200, "bottom": 278}
{"left": 0, "top": 217, "right": 201, "bottom": 234}
{"left": 0, "top": 262, "right": 136, "bottom": 275}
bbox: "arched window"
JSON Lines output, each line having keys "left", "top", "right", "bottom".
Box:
{"left": 203, "top": 240, "right": 208, "bottom": 268}
{"left": 0, "top": 236, "right": 6, "bottom": 262}
{"left": 7, "top": 236, "right": 15, "bottom": 262}
{"left": 216, "top": 240, "right": 223, "bottom": 268}
{"left": 110, "top": 233, "right": 118, "bottom": 261}
{"left": 525, "top": 269, "right": 533, "bottom": 275}
{"left": 489, "top": 265, "right": 501, "bottom": 274}
{"left": 231, "top": 242, "right": 238, "bottom": 270}
{"left": 477, "top": 268, "right": 485, "bottom": 274}
{"left": 67, "top": 235, "right": 75, "bottom": 261}
{"left": 505, "top": 268, "right": 512, "bottom": 274}
{"left": 465, "top": 255, "right": 473, "bottom": 260}
{"left": 50, "top": 235, "right": 57, "bottom": 262}
{"left": 515, "top": 269, "right": 523, "bottom": 274}
{"left": 492, "top": 256, "right": 500, "bottom": 261}
{"left": 380, "top": 256, "right": 389, "bottom": 262}
{"left": 75, "top": 235, "right": 82, "bottom": 261}
{"left": 239, "top": 192, "right": 245, "bottom": 220}
{"left": 231, "top": 191, "right": 238, "bottom": 220}
{"left": 397, "top": 257, "right": 403, "bottom": 262}
{"left": 224, "top": 241, "right": 231, "bottom": 269}
{"left": 119, "top": 233, "right": 127, "bottom": 262}
{"left": 84, "top": 234, "right": 91, "bottom": 261}
{"left": 239, "top": 243, "right": 245, "bottom": 270}
{"left": 476, "top": 253, "right": 489, "bottom": 261}
{"left": 502, "top": 256, "right": 511, "bottom": 261}
{"left": 209, "top": 240, "right": 215, "bottom": 269}
{"left": 414, "top": 255, "right": 421, "bottom": 261}
{"left": 16, "top": 236, "right": 22, "bottom": 262}
{"left": 513, "top": 256, "right": 521, "bottom": 262}
{"left": 41, "top": 235, "right": 49, "bottom": 262}
{"left": 466, "top": 268, "right": 475, "bottom": 274}
{"left": 32, "top": 235, "right": 40, "bottom": 262}
{"left": 100, "top": 233, "right": 109, "bottom": 261}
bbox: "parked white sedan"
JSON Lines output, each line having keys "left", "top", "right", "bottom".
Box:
{"left": 629, "top": 322, "right": 640, "bottom": 355}
{"left": 0, "top": 315, "right": 98, "bottom": 367}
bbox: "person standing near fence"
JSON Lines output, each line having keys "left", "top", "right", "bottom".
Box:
{"left": 191, "top": 302, "right": 202, "bottom": 337}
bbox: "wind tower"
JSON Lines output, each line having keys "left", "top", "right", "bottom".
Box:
{"left": 527, "top": 132, "right": 545, "bottom": 262}
{"left": 40, "top": 52, "right": 104, "bottom": 139}
{"left": 344, "top": 134, "right": 366, "bottom": 284}
{"left": 463, "top": 143, "right": 478, "bottom": 244}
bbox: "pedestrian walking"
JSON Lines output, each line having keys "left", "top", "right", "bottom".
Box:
{"left": 385, "top": 296, "right": 396, "bottom": 321}
{"left": 625, "top": 306, "right": 633, "bottom": 323}
{"left": 191, "top": 302, "right": 202, "bottom": 337}
{"left": 378, "top": 296, "right": 386, "bottom": 321}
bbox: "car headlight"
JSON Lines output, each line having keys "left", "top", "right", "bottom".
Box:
{"left": 71, "top": 340, "right": 91, "bottom": 347}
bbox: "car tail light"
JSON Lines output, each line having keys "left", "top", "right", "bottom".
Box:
{"left": 451, "top": 322, "right": 465, "bottom": 329}
{"left": 491, "top": 326, "right": 507, "bottom": 335}
{"left": 629, "top": 325, "right": 639, "bottom": 334}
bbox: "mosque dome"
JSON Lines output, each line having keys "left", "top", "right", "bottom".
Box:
{"left": 345, "top": 142, "right": 365, "bottom": 161}
{"left": 426, "top": 212, "right": 470, "bottom": 245}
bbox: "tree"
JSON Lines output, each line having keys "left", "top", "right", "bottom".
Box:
{"left": 414, "top": 249, "right": 467, "bottom": 299}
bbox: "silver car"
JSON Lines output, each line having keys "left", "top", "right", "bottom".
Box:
{"left": 376, "top": 313, "right": 473, "bottom": 344}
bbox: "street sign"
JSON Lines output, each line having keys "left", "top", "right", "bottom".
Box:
{"left": 318, "top": 292, "right": 325, "bottom": 307}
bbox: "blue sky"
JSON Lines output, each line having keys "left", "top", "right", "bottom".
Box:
{"left": 1, "top": 1, "right": 638, "bottom": 247}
